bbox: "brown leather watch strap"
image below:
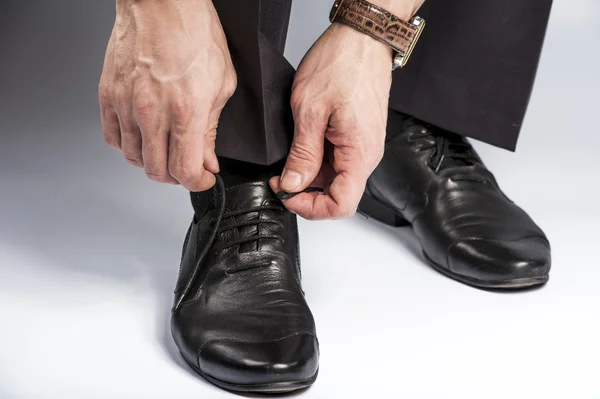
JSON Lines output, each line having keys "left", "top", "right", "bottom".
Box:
{"left": 330, "top": 0, "right": 418, "bottom": 55}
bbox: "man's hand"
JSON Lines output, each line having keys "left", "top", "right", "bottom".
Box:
{"left": 99, "top": 0, "right": 236, "bottom": 191}
{"left": 269, "top": 23, "right": 394, "bottom": 220}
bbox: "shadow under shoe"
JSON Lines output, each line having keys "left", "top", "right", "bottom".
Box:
{"left": 359, "top": 113, "right": 551, "bottom": 289}
{"left": 171, "top": 176, "right": 319, "bottom": 393}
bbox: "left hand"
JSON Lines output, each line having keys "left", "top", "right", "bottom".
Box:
{"left": 270, "top": 23, "right": 394, "bottom": 220}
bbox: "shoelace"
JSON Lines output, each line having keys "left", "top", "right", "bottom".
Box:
{"left": 412, "top": 127, "right": 481, "bottom": 172}
{"left": 212, "top": 205, "right": 284, "bottom": 252}
{"left": 175, "top": 175, "right": 226, "bottom": 310}
{"left": 175, "top": 175, "right": 321, "bottom": 310}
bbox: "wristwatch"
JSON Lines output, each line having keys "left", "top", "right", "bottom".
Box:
{"left": 329, "top": 0, "right": 425, "bottom": 70}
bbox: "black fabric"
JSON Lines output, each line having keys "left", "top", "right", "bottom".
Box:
{"left": 389, "top": 0, "right": 553, "bottom": 151}
{"left": 218, "top": 157, "right": 285, "bottom": 187}
{"left": 191, "top": 157, "right": 284, "bottom": 221}
{"left": 213, "top": 0, "right": 295, "bottom": 165}
{"left": 386, "top": 108, "right": 408, "bottom": 143}
{"left": 212, "top": 0, "right": 553, "bottom": 165}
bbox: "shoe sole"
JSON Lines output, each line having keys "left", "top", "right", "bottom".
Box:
{"left": 358, "top": 194, "right": 549, "bottom": 290}
{"left": 180, "top": 352, "right": 318, "bottom": 393}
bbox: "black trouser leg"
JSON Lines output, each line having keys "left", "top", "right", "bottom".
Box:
{"left": 389, "top": 0, "right": 553, "bottom": 151}
{"left": 213, "top": 0, "right": 295, "bottom": 165}
{"left": 214, "top": 0, "right": 553, "bottom": 166}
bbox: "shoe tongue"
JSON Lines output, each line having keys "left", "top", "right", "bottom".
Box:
{"left": 433, "top": 136, "right": 482, "bottom": 171}
{"left": 224, "top": 182, "right": 275, "bottom": 211}
{"left": 388, "top": 115, "right": 482, "bottom": 171}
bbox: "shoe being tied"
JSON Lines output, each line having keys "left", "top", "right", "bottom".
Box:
{"left": 171, "top": 175, "right": 319, "bottom": 393}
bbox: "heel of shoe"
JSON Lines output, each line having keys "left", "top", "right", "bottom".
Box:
{"left": 358, "top": 193, "right": 409, "bottom": 227}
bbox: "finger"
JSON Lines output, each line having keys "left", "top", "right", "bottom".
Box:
{"left": 135, "top": 97, "right": 178, "bottom": 184}
{"left": 203, "top": 143, "right": 220, "bottom": 174}
{"left": 100, "top": 104, "right": 121, "bottom": 151}
{"left": 277, "top": 169, "right": 366, "bottom": 220}
{"left": 99, "top": 79, "right": 122, "bottom": 150}
{"left": 120, "top": 123, "right": 144, "bottom": 168}
{"left": 269, "top": 160, "right": 335, "bottom": 196}
{"left": 168, "top": 105, "right": 216, "bottom": 192}
{"left": 280, "top": 103, "right": 329, "bottom": 193}
{"left": 202, "top": 85, "right": 231, "bottom": 175}
{"left": 203, "top": 123, "right": 219, "bottom": 174}
{"left": 112, "top": 86, "right": 144, "bottom": 167}
{"left": 307, "top": 156, "right": 337, "bottom": 190}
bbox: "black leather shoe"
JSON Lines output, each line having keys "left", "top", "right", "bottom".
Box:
{"left": 359, "top": 113, "right": 551, "bottom": 289}
{"left": 171, "top": 175, "right": 319, "bottom": 393}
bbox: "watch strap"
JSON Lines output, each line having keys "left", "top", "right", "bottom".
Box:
{"left": 330, "top": 0, "right": 418, "bottom": 55}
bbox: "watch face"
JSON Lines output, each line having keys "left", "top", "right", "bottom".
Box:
{"left": 329, "top": 0, "right": 345, "bottom": 22}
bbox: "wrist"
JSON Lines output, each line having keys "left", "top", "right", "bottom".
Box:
{"left": 329, "top": 0, "right": 426, "bottom": 69}
{"left": 330, "top": 22, "right": 394, "bottom": 65}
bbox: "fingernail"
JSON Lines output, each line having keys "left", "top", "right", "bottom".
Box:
{"left": 280, "top": 170, "right": 302, "bottom": 191}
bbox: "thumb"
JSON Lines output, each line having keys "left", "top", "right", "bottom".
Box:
{"left": 281, "top": 110, "right": 328, "bottom": 193}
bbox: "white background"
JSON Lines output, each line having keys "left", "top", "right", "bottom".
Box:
{"left": 1, "top": 0, "right": 599, "bottom": 398}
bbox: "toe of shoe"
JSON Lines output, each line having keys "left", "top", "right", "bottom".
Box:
{"left": 447, "top": 236, "right": 551, "bottom": 286}
{"left": 197, "top": 333, "right": 319, "bottom": 387}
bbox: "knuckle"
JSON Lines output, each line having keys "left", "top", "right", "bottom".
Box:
{"left": 145, "top": 169, "right": 168, "bottom": 182}
{"left": 293, "top": 102, "right": 326, "bottom": 134}
{"left": 170, "top": 96, "right": 192, "bottom": 121}
{"left": 170, "top": 122, "right": 188, "bottom": 137}
{"left": 123, "top": 152, "right": 143, "bottom": 167}
{"left": 186, "top": 178, "right": 213, "bottom": 192}
{"left": 295, "top": 114, "right": 315, "bottom": 137}
{"left": 291, "top": 86, "right": 322, "bottom": 114}
{"left": 290, "top": 86, "right": 305, "bottom": 106}
{"left": 339, "top": 205, "right": 357, "bottom": 219}
{"left": 134, "top": 96, "right": 158, "bottom": 120}
{"left": 103, "top": 135, "right": 121, "bottom": 150}
{"left": 113, "top": 88, "right": 129, "bottom": 109}
{"left": 296, "top": 103, "right": 319, "bottom": 122}
{"left": 168, "top": 164, "right": 191, "bottom": 180}
{"left": 290, "top": 92, "right": 306, "bottom": 112}
{"left": 98, "top": 82, "right": 111, "bottom": 105}
{"left": 332, "top": 195, "right": 358, "bottom": 219}
{"left": 221, "top": 73, "right": 237, "bottom": 98}
{"left": 187, "top": 183, "right": 207, "bottom": 192}
{"left": 206, "top": 126, "right": 217, "bottom": 139}
{"left": 289, "top": 142, "right": 320, "bottom": 164}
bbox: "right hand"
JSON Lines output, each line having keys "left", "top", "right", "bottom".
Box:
{"left": 99, "top": 0, "right": 236, "bottom": 191}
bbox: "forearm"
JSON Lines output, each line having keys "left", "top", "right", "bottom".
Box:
{"left": 368, "top": 0, "right": 425, "bottom": 20}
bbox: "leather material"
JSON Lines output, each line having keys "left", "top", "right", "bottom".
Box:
{"left": 330, "top": 0, "right": 417, "bottom": 54}
{"left": 171, "top": 180, "right": 318, "bottom": 389}
{"left": 198, "top": 334, "right": 318, "bottom": 385}
{"left": 363, "top": 116, "right": 551, "bottom": 287}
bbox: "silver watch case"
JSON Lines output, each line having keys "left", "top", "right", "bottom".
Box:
{"left": 393, "top": 16, "right": 426, "bottom": 70}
